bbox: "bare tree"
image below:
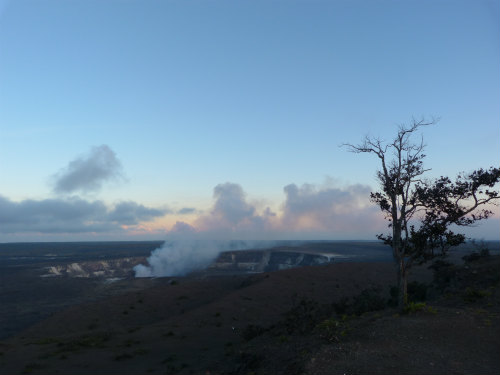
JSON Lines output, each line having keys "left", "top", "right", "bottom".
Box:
{"left": 343, "top": 118, "right": 500, "bottom": 308}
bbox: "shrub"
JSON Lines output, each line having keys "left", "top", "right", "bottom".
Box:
{"left": 284, "top": 298, "right": 324, "bottom": 334}
{"left": 315, "top": 317, "right": 349, "bottom": 342}
{"left": 241, "top": 324, "right": 266, "bottom": 341}
{"left": 463, "top": 287, "right": 492, "bottom": 303}
{"left": 408, "top": 281, "right": 428, "bottom": 302}
{"left": 403, "top": 302, "right": 437, "bottom": 315}
{"left": 350, "top": 288, "right": 386, "bottom": 316}
{"left": 333, "top": 296, "right": 350, "bottom": 315}
{"left": 429, "top": 260, "right": 456, "bottom": 290}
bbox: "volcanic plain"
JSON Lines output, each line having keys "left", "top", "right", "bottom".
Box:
{"left": 0, "top": 241, "right": 499, "bottom": 374}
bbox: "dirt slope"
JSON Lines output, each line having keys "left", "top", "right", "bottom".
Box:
{"left": 0, "top": 258, "right": 498, "bottom": 374}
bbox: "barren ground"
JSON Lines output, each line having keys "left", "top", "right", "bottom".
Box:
{"left": 0, "top": 255, "right": 499, "bottom": 374}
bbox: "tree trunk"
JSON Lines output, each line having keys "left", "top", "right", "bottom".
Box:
{"left": 398, "top": 261, "right": 408, "bottom": 310}
{"left": 392, "top": 213, "right": 407, "bottom": 309}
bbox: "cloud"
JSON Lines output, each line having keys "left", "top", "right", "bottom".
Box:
{"left": 0, "top": 195, "right": 167, "bottom": 234}
{"left": 170, "top": 221, "right": 197, "bottom": 233}
{"left": 195, "top": 182, "right": 275, "bottom": 233}
{"left": 52, "top": 145, "right": 125, "bottom": 194}
{"left": 177, "top": 207, "right": 197, "bottom": 215}
{"left": 281, "top": 182, "right": 383, "bottom": 234}
{"left": 108, "top": 201, "right": 170, "bottom": 225}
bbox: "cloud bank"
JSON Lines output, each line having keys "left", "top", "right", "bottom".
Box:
{"left": 0, "top": 196, "right": 168, "bottom": 234}
{"left": 52, "top": 145, "right": 124, "bottom": 194}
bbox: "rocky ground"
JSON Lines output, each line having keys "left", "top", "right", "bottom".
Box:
{"left": 0, "top": 253, "right": 498, "bottom": 374}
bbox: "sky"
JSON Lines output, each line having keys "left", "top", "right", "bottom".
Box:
{"left": 0, "top": 0, "right": 499, "bottom": 242}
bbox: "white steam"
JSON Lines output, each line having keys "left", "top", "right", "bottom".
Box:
{"left": 134, "top": 238, "right": 219, "bottom": 277}
{"left": 134, "top": 238, "right": 272, "bottom": 277}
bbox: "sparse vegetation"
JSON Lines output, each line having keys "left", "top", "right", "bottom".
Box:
{"left": 315, "top": 316, "right": 350, "bottom": 342}
{"left": 403, "top": 301, "right": 437, "bottom": 315}
{"left": 242, "top": 324, "right": 266, "bottom": 341}
{"left": 463, "top": 287, "right": 492, "bottom": 303}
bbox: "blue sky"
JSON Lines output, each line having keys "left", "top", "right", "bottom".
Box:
{"left": 0, "top": 0, "right": 498, "bottom": 241}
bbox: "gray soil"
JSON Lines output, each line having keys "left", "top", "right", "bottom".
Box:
{"left": 0, "top": 256, "right": 499, "bottom": 374}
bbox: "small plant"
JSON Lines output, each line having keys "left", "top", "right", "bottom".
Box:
{"left": 463, "top": 240, "right": 491, "bottom": 262}
{"left": 241, "top": 324, "right": 266, "bottom": 341}
{"left": 350, "top": 288, "right": 386, "bottom": 316}
{"left": 315, "top": 317, "right": 349, "bottom": 342}
{"left": 403, "top": 301, "right": 437, "bottom": 314}
{"left": 33, "top": 337, "right": 59, "bottom": 345}
{"left": 404, "top": 301, "right": 426, "bottom": 313}
{"left": 22, "top": 362, "right": 46, "bottom": 374}
{"left": 284, "top": 298, "right": 325, "bottom": 333}
{"left": 463, "top": 287, "right": 491, "bottom": 303}
{"left": 429, "top": 260, "right": 456, "bottom": 291}
{"left": 278, "top": 335, "right": 289, "bottom": 343}
{"left": 161, "top": 354, "right": 177, "bottom": 363}
{"left": 114, "top": 352, "right": 133, "bottom": 361}
{"left": 121, "top": 339, "right": 140, "bottom": 347}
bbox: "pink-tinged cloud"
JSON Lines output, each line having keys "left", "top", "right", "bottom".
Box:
{"left": 280, "top": 182, "right": 385, "bottom": 235}
{"left": 194, "top": 182, "right": 276, "bottom": 234}
{"left": 172, "top": 181, "right": 386, "bottom": 239}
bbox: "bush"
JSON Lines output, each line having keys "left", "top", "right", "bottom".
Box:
{"left": 315, "top": 317, "right": 349, "bottom": 342}
{"left": 387, "top": 286, "right": 399, "bottom": 307}
{"left": 334, "top": 289, "right": 386, "bottom": 316}
{"left": 463, "top": 240, "right": 491, "bottom": 262}
{"left": 333, "top": 297, "right": 350, "bottom": 315}
{"left": 403, "top": 302, "right": 437, "bottom": 315}
{"left": 284, "top": 298, "right": 324, "bottom": 334}
{"left": 429, "top": 260, "right": 456, "bottom": 290}
{"left": 350, "top": 288, "right": 386, "bottom": 316}
{"left": 388, "top": 282, "right": 427, "bottom": 307}
{"left": 463, "top": 287, "right": 492, "bottom": 303}
{"left": 241, "top": 324, "right": 266, "bottom": 341}
{"left": 408, "top": 281, "right": 428, "bottom": 302}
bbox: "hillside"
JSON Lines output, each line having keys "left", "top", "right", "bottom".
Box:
{"left": 0, "top": 254, "right": 499, "bottom": 374}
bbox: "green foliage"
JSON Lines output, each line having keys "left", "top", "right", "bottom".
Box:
{"left": 315, "top": 316, "right": 350, "bottom": 342}
{"left": 351, "top": 288, "right": 386, "bottom": 315}
{"left": 241, "top": 324, "right": 266, "bottom": 341}
{"left": 463, "top": 240, "right": 491, "bottom": 262}
{"left": 429, "top": 259, "right": 456, "bottom": 290}
{"left": 387, "top": 286, "right": 399, "bottom": 307}
{"left": 284, "top": 298, "right": 324, "bottom": 334}
{"left": 22, "top": 362, "right": 46, "bottom": 373}
{"left": 403, "top": 302, "right": 436, "bottom": 315}
{"left": 278, "top": 335, "right": 289, "bottom": 343}
{"left": 33, "top": 337, "right": 59, "bottom": 345}
{"left": 408, "top": 281, "right": 428, "bottom": 302}
{"left": 335, "top": 288, "right": 387, "bottom": 316}
{"left": 463, "top": 287, "right": 492, "bottom": 303}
